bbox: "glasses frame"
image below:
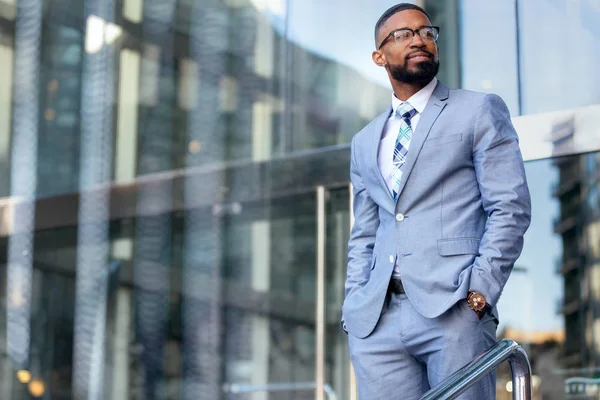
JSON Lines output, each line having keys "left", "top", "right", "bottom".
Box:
{"left": 377, "top": 26, "right": 440, "bottom": 50}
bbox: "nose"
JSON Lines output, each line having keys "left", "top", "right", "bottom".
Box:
{"left": 409, "top": 31, "right": 426, "bottom": 47}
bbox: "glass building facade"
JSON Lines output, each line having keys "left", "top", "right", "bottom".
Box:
{"left": 0, "top": 0, "right": 598, "bottom": 399}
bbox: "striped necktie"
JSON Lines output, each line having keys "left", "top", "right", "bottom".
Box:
{"left": 391, "top": 102, "right": 417, "bottom": 201}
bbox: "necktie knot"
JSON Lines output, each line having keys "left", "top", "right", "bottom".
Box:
{"left": 396, "top": 102, "right": 417, "bottom": 125}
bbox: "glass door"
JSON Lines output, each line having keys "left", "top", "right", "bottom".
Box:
{"left": 219, "top": 191, "right": 319, "bottom": 400}
{"left": 219, "top": 184, "right": 354, "bottom": 400}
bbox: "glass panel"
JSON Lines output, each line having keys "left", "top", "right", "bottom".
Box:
{"left": 36, "top": 21, "right": 84, "bottom": 197}
{"left": 460, "top": 0, "right": 600, "bottom": 117}
{"left": 287, "top": 0, "right": 461, "bottom": 151}
{"left": 220, "top": 192, "right": 318, "bottom": 399}
{"left": 0, "top": 222, "right": 131, "bottom": 399}
{"left": 517, "top": 0, "right": 600, "bottom": 115}
{"left": 286, "top": 0, "right": 385, "bottom": 151}
{"left": 325, "top": 187, "right": 351, "bottom": 400}
{"left": 458, "top": 0, "right": 520, "bottom": 115}
{"left": 0, "top": 189, "right": 322, "bottom": 398}
{"left": 0, "top": 0, "right": 470, "bottom": 197}
{"left": 423, "top": 0, "right": 461, "bottom": 88}
{"left": 497, "top": 151, "right": 600, "bottom": 399}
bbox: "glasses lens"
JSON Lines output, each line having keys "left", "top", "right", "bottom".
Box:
{"left": 394, "top": 29, "right": 413, "bottom": 42}
{"left": 420, "top": 27, "right": 438, "bottom": 42}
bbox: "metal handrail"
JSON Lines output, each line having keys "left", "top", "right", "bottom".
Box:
{"left": 223, "top": 382, "right": 338, "bottom": 400}
{"left": 420, "top": 339, "right": 532, "bottom": 400}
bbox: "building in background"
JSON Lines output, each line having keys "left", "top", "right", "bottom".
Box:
{"left": 0, "top": 0, "right": 598, "bottom": 399}
{"left": 552, "top": 116, "right": 600, "bottom": 379}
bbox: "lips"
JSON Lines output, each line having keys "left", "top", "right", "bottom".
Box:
{"left": 407, "top": 52, "right": 433, "bottom": 61}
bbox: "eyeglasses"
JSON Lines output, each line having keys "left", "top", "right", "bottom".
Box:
{"left": 378, "top": 26, "right": 440, "bottom": 50}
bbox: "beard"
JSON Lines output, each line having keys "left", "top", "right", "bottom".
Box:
{"left": 388, "top": 58, "right": 439, "bottom": 85}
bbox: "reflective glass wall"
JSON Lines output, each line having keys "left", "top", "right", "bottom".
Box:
{"left": 461, "top": 1, "right": 600, "bottom": 398}
{"left": 0, "top": 0, "right": 409, "bottom": 398}
{"left": 0, "top": 0, "right": 599, "bottom": 399}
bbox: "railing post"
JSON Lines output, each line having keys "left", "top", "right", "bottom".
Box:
{"left": 508, "top": 345, "right": 533, "bottom": 400}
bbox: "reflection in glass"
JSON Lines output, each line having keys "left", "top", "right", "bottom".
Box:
{"left": 498, "top": 152, "right": 600, "bottom": 399}
{"left": 219, "top": 193, "right": 318, "bottom": 399}
{"left": 72, "top": 0, "right": 116, "bottom": 398}
{"left": 5, "top": 2, "right": 42, "bottom": 398}
{"left": 517, "top": 0, "right": 600, "bottom": 115}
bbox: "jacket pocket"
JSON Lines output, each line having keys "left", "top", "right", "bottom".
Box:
{"left": 423, "top": 133, "right": 462, "bottom": 148}
{"left": 437, "top": 238, "right": 480, "bottom": 256}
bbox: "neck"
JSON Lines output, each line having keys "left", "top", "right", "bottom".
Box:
{"left": 391, "top": 79, "right": 432, "bottom": 101}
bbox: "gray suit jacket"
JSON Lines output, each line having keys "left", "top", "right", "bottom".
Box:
{"left": 342, "top": 81, "right": 531, "bottom": 339}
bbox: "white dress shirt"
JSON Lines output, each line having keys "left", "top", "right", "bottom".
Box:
{"left": 378, "top": 77, "right": 438, "bottom": 193}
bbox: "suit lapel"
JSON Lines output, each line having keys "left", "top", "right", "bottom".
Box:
{"left": 393, "top": 81, "right": 449, "bottom": 203}
{"left": 369, "top": 106, "right": 395, "bottom": 213}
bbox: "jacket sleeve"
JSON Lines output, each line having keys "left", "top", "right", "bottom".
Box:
{"left": 345, "top": 136, "right": 380, "bottom": 300}
{"left": 470, "top": 94, "right": 532, "bottom": 307}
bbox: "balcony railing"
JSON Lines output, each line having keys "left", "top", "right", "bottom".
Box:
{"left": 553, "top": 215, "right": 577, "bottom": 234}
{"left": 555, "top": 256, "right": 578, "bottom": 274}
{"left": 552, "top": 179, "right": 581, "bottom": 198}
{"left": 556, "top": 297, "right": 580, "bottom": 315}
{"left": 223, "top": 340, "right": 531, "bottom": 400}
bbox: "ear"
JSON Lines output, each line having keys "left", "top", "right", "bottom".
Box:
{"left": 372, "top": 50, "right": 386, "bottom": 67}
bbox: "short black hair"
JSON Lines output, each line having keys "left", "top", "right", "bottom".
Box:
{"left": 374, "top": 3, "right": 431, "bottom": 46}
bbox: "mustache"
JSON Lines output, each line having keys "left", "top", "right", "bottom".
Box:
{"left": 405, "top": 49, "right": 434, "bottom": 60}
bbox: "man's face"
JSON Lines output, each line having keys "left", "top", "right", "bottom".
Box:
{"left": 373, "top": 10, "right": 440, "bottom": 84}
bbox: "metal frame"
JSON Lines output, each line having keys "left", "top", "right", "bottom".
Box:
{"left": 223, "top": 382, "right": 338, "bottom": 400}
{"left": 316, "top": 186, "right": 326, "bottom": 400}
{"left": 348, "top": 182, "right": 358, "bottom": 400}
{"left": 1, "top": 139, "right": 599, "bottom": 237}
{"left": 420, "top": 339, "right": 532, "bottom": 400}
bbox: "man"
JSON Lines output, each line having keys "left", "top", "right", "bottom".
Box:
{"left": 341, "top": 3, "right": 531, "bottom": 399}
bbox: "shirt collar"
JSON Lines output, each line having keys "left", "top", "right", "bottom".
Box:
{"left": 391, "top": 77, "right": 438, "bottom": 115}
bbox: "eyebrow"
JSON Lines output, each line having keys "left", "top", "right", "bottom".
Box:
{"left": 384, "top": 24, "right": 433, "bottom": 34}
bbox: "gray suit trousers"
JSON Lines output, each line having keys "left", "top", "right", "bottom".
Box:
{"left": 348, "top": 294, "right": 497, "bottom": 400}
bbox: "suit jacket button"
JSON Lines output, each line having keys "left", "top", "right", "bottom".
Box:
{"left": 396, "top": 213, "right": 405, "bottom": 221}
{"left": 389, "top": 255, "right": 395, "bottom": 263}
